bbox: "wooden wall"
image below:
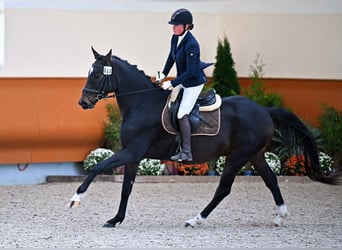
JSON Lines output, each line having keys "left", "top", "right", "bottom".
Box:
{"left": 0, "top": 77, "right": 340, "bottom": 164}
{"left": 238, "top": 77, "right": 342, "bottom": 126}
{"left": 0, "top": 77, "right": 113, "bottom": 164}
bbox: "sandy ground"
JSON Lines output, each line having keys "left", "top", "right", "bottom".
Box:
{"left": 0, "top": 179, "right": 341, "bottom": 248}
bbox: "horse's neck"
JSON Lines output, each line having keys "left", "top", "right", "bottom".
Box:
{"left": 116, "top": 87, "right": 168, "bottom": 120}
{"left": 113, "top": 58, "right": 168, "bottom": 116}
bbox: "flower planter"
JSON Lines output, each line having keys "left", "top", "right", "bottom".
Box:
{"left": 243, "top": 169, "right": 254, "bottom": 176}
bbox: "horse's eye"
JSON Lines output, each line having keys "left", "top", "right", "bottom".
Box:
{"left": 92, "top": 73, "right": 102, "bottom": 80}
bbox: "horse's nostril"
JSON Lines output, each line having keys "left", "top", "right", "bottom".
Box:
{"left": 78, "top": 99, "right": 89, "bottom": 109}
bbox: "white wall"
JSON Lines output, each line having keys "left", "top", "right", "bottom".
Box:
{"left": 0, "top": 0, "right": 4, "bottom": 68}
{"left": 1, "top": 0, "right": 342, "bottom": 79}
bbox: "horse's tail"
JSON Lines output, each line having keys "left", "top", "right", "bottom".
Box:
{"left": 267, "top": 107, "right": 342, "bottom": 185}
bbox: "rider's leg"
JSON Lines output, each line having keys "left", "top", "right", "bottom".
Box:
{"left": 171, "top": 114, "right": 192, "bottom": 161}
{"left": 170, "top": 84, "right": 203, "bottom": 162}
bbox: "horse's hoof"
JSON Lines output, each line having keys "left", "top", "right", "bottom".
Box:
{"left": 103, "top": 222, "right": 116, "bottom": 228}
{"left": 68, "top": 200, "right": 81, "bottom": 208}
{"left": 273, "top": 215, "right": 283, "bottom": 227}
{"left": 185, "top": 214, "right": 205, "bottom": 228}
{"left": 184, "top": 223, "right": 194, "bottom": 228}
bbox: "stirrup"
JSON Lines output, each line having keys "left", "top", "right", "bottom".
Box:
{"left": 171, "top": 152, "right": 193, "bottom": 162}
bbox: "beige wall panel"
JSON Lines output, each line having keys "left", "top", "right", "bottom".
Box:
{"left": 1, "top": 7, "right": 341, "bottom": 79}
{"left": 218, "top": 13, "right": 342, "bottom": 79}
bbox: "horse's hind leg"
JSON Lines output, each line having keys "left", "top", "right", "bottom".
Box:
{"left": 250, "top": 152, "right": 289, "bottom": 226}
{"left": 104, "top": 164, "right": 138, "bottom": 227}
{"left": 185, "top": 152, "right": 249, "bottom": 227}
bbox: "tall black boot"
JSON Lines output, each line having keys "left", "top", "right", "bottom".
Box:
{"left": 171, "top": 115, "right": 193, "bottom": 161}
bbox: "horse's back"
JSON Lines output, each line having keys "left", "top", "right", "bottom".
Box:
{"left": 221, "top": 95, "right": 274, "bottom": 137}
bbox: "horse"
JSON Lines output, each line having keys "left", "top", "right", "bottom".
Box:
{"left": 70, "top": 47, "right": 342, "bottom": 228}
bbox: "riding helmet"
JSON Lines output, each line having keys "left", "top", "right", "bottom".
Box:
{"left": 168, "top": 8, "right": 193, "bottom": 25}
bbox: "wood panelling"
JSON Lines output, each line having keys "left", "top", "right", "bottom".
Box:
{"left": 0, "top": 78, "right": 113, "bottom": 164}
{"left": 238, "top": 77, "right": 342, "bottom": 126}
{"left": 0, "top": 77, "right": 340, "bottom": 164}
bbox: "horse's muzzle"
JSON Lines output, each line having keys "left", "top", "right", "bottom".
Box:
{"left": 78, "top": 97, "right": 94, "bottom": 109}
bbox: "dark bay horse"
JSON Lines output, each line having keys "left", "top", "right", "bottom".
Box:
{"left": 70, "top": 48, "right": 342, "bottom": 227}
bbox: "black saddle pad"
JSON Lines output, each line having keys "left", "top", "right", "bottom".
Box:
{"left": 161, "top": 101, "right": 220, "bottom": 136}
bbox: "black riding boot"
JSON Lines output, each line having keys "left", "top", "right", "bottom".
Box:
{"left": 171, "top": 115, "right": 193, "bottom": 161}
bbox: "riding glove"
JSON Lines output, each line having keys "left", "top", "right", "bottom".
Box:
{"left": 156, "top": 71, "right": 166, "bottom": 82}
{"left": 161, "top": 80, "right": 173, "bottom": 90}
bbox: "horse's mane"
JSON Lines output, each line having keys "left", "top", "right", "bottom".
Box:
{"left": 111, "top": 55, "right": 152, "bottom": 81}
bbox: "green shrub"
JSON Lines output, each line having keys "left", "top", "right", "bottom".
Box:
{"left": 103, "top": 103, "right": 122, "bottom": 153}
{"left": 318, "top": 105, "right": 342, "bottom": 168}
{"left": 270, "top": 124, "right": 324, "bottom": 163}
{"left": 211, "top": 34, "right": 240, "bottom": 97}
{"left": 243, "top": 53, "right": 284, "bottom": 108}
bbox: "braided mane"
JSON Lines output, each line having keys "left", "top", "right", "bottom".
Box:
{"left": 111, "top": 55, "right": 151, "bottom": 81}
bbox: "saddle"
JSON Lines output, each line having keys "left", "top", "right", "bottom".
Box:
{"left": 163, "top": 86, "right": 221, "bottom": 135}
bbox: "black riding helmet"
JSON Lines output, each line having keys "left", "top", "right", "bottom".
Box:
{"left": 168, "top": 8, "right": 193, "bottom": 26}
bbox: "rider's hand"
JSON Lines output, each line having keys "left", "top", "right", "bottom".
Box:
{"left": 161, "top": 80, "right": 173, "bottom": 90}
{"left": 156, "top": 71, "right": 165, "bottom": 82}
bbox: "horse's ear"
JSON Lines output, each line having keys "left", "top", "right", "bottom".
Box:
{"left": 103, "top": 49, "right": 112, "bottom": 63}
{"left": 91, "top": 46, "right": 100, "bottom": 59}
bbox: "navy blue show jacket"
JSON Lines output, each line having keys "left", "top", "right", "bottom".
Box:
{"left": 162, "top": 32, "right": 211, "bottom": 88}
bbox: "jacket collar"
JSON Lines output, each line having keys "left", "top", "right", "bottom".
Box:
{"left": 176, "top": 31, "right": 190, "bottom": 49}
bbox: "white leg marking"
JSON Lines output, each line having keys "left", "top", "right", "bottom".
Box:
{"left": 273, "top": 205, "right": 289, "bottom": 226}
{"left": 68, "top": 192, "right": 86, "bottom": 208}
{"left": 278, "top": 204, "right": 289, "bottom": 218}
{"left": 185, "top": 214, "right": 205, "bottom": 227}
{"left": 273, "top": 215, "right": 283, "bottom": 227}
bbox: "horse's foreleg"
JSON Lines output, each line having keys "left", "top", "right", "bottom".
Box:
{"left": 104, "top": 164, "right": 138, "bottom": 227}
{"left": 68, "top": 156, "right": 122, "bottom": 208}
{"left": 68, "top": 172, "right": 97, "bottom": 208}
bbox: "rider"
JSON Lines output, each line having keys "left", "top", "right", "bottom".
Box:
{"left": 158, "top": 8, "right": 209, "bottom": 162}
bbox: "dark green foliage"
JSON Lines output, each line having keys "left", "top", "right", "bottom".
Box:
{"left": 103, "top": 103, "right": 122, "bottom": 153}
{"left": 243, "top": 54, "right": 284, "bottom": 108}
{"left": 244, "top": 82, "right": 284, "bottom": 108}
{"left": 318, "top": 105, "right": 342, "bottom": 167}
{"left": 212, "top": 35, "right": 240, "bottom": 97}
{"left": 269, "top": 124, "right": 323, "bottom": 163}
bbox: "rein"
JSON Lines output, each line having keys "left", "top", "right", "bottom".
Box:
{"left": 108, "top": 87, "right": 160, "bottom": 99}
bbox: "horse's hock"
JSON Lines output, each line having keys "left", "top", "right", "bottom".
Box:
{"left": 0, "top": 78, "right": 112, "bottom": 164}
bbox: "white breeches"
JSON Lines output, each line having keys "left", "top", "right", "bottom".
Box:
{"left": 177, "top": 84, "right": 204, "bottom": 119}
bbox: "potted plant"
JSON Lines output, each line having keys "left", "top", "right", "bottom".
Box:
{"left": 177, "top": 162, "right": 209, "bottom": 176}
{"left": 83, "top": 148, "right": 115, "bottom": 175}
{"left": 137, "top": 158, "right": 164, "bottom": 176}
{"left": 207, "top": 159, "right": 218, "bottom": 176}
{"left": 215, "top": 152, "right": 281, "bottom": 176}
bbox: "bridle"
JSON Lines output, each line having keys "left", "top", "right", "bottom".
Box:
{"left": 82, "top": 65, "right": 114, "bottom": 105}
{"left": 82, "top": 64, "right": 161, "bottom": 106}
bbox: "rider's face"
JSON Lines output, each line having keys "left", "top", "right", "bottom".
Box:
{"left": 172, "top": 24, "right": 185, "bottom": 35}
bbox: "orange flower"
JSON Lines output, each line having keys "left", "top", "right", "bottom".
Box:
{"left": 177, "top": 163, "right": 208, "bottom": 176}
{"left": 283, "top": 155, "right": 307, "bottom": 176}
